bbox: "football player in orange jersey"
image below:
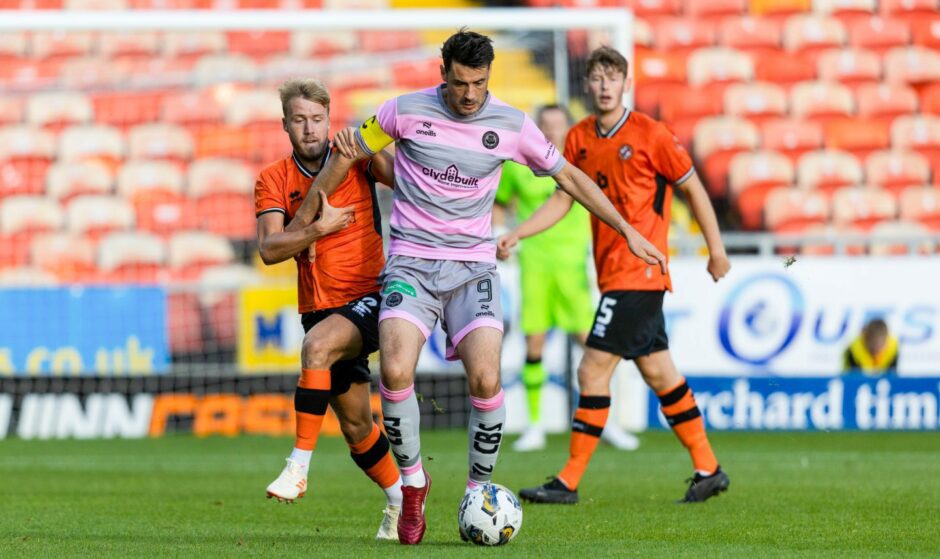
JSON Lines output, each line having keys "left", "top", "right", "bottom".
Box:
{"left": 502, "top": 47, "right": 732, "bottom": 503}
{"left": 254, "top": 78, "right": 403, "bottom": 539}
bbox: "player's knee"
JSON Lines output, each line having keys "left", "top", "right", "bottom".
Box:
{"left": 339, "top": 415, "right": 373, "bottom": 445}
{"left": 380, "top": 359, "right": 414, "bottom": 388}
{"left": 301, "top": 334, "right": 337, "bottom": 369}
{"left": 467, "top": 372, "right": 501, "bottom": 399}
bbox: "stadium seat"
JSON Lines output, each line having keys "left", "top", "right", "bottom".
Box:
{"left": 883, "top": 46, "right": 940, "bottom": 85}
{"left": 723, "top": 82, "right": 788, "bottom": 123}
{"left": 0, "top": 266, "right": 58, "bottom": 285}
{"left": 162, "top": 31, "right": 227, "bottom": 60}
{"left": 59, "top": 56, "right": 127, "bottom": 90}
{"left": 168, "top": 231, "right": 235, "bottom": 280}
{"left": 783, "top": 15, "right": 847, "bottom": 57}
{"left": 127, "top": 123, "right": 193, "bottom": 164}
{"left": 824, "top": 118, "right": 890, "bottom": 159}
{"left": 30, "top": 31, "right": 94, "bottom": 59}
{"left": 0, "top": 96, "right": 24, "bottom": 127}
{"left": 97, "top": 31, "right": 161, "bottom": 58}
{"left": 790, "top": 81, "right": 854, "bottom": 125}
{"left": 0, "top": 125, "right": 56, "bottom": 198}
{"left": 880, "top": 0, "right": 938, "bottom": 23}
{"left": 891, "top": 115, "right": 940, "bottom": 165}
{"left": 764, "top": 187, "right": 830, "bottom": 232}
{"left": 865, "top": 150, "right": 931, "bottom": 193}
{"left": 97, "top": 231, "right": 168, "bottom": 283}
{"left": 91, "top": 91, "right": 166, "bottom": 129}
{"left": 754, "top": 51, "right": 817, "bottom": 87}
{"left": 899, "top": 186, "right": 940, "bottom": 230}
{"left": 750, "top": 0, "right": 812, "bottom": 20}
{"left": 290, "top": 30, "right": 357, "bottom": 58}
{"left": 729, "top": 150, "right": 796, "bottom": 229}
{"left": 193, "top": 125, "right": 255, "bottom": 161}
{"left": 225, "top": 89, "right": 282, "bottom": 127}
{"left": 0, "top": 195, "right": 63, "bottom": 268}
{"left": 46, "top": 161, "right": 113, "bottom": 202}
{"left": 0, "top": 32, "right": 27, "bottom": 59}
{"left": 659, "top": 86, "right": 725, "bottom": 139}
{"left": 911, "top": 17, "right": 940, "bottom": 49}
{"left": 718, "top": 16, "right": 784, "bottom": 57}
{"left": 117, "top": 160, "right": 185, "bottom": 199}
{"left": 812, "top": 0, "right": 876, "bottom": 23}
{"left": 760, "top": 118, "right": 825, "bottom": 161}
{"left": 686, "top": 48, "right": 754, "bottom": 87}
{"left": 630, "top": 0, "right": 682, "bottom": 22}
{"left": 161, "top": 90, "right": 226, "bottom": 131}
{"left": 0, "top": 59, "right": 62, "bottom": 90}
{"left": 57, "top": 125, "right": 125, "bottom": 168}
{"left": 684, "top": 0, "right": 746, "bottom": 21}
{"left": 29, "top": 232, "right": 96, "bottom": 282}
{"left": 855, "top": 83, "right": 918, "bottom": 125}
{"left": 816, "top": 48, "right": 881, "bottom": 89}
{"left": 847, "top": 17, "right": 911, "bottom": 54}
{"left": 187, "top": 157, "right": 253, "bottom": 198}
{"left": 64, "top": 0, "right": 127, "bottom": 9}
{"left": 796, "top": 222, "right": 867, "bottom": 254}
{"left": 634, "top": 18, "right": 655, "bottom": 54}
{"left": 653, "top": 18, "right": 717, "bottom": 53}
{"left": 920, "top": 82, "right": 940, "bottom": 114}
{"left": 194, "top": 54, "right": 258, "bottom": 86}
{"left": 692, "top": 116, "right": 760, "bottom": 198}
{"left": 831, "top": 186, "right": 897, "bottom": 229}
{"left": 188, "top": 158, "right": 256, "bottom": 239}
{"left": 224, "top": 31, "right": 290, "bottom": 58}
{"left": 634, "top": 51, "right": 688, "bottom": 115}
{"left": 358, "top": 30, "right": 420, "bottom": 53}
{"left": 0, "top": 0, "right": 63, "bottom": 7}
{"left": 391, "top": 57, "right": 442, "bottom": 90}
{"left": 65, "top": 195, "right": 134, "bottom": 239}
{"left": 797, "top": 149, "right": 864, "bottom": 192}
{"left": 25, "top": 92, "right": 93, "bottom": 130}
{"left": 868, "top": 220, "right": 934, "bottom": 254}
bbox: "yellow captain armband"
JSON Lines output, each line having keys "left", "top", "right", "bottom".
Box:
{"left": 357, "top": 115, "right": 394, "bottom": 155}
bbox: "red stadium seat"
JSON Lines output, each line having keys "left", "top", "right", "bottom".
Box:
{"left": 693, "top": 116, "right": 760, "bottom": 198}
{"left": 687, "top": 47, "right": 754, "bottom": 87}
{"left": 91, "top": 91, "right": 166, "bottom": 129}
{"left": 797, "top": 149, "right": 864, "bottom": 192}
{"left": 46, "top": 160, "right": 113, "bottom": 202}
{"left": 290, "top": 31, "right": 356, "bottom": 58}
{"left": 163, "top": 31, "right": 226, "bottom": 60}
{"left": 161, "top": 90, "right": 225, "bottom": 134}
{"left": 630, "top": 0, "right": 682, "bottom": 22}
{"left": 30, "top": 233, "right": 96, "bottom": 282}
{"left": 391, "top": 58, "right": 441, "bottom": 90}
{"left": 58, "top": 56, "right": 128, "bottom": 90}
{"left": 684, "top": 0, "right": 746, "bottom": 21}
{"left": 653, "top": 18, "right": 717, "bottom": 53}
{"left": 814, "top": 0, "right": 877, "bottom": 24}
{"left": 816, "top": 48, "right": 881, "bottom": 89}
{"left": 0, "top": 96, "right": 23, "bottom": 126}
{"left": 764, "top": 187, "right": 830, "bottom": 232}
{"left": 795, "top": 223, "right": 867, "bottom": 255}
{"left": 97, "top": 31, "right": 161, "bottom": 59}
{"left": 0, "top": 125, "right": 55, "bottom": 198}
{"left": 117, "top": 160, "right": 195, "bottom": 237}
{"left": 723, "top": 82, "right": 788, "bottom": 123}
{"left": 729, "top": 150, "right": 796, "bottom": 229}
{"left": 891, "top": 115, "right": 940, "bottom": 163}
{"left": 0, "top": 195, "right": 63, "bottom": 268}
{"left": 97, "top": 231, "right": 168, "bottom": 283}
{"left": 194, "top": 125, "right": 255, "bottom": 161}
{"left": 225, "top": 31, "right": 290, "bottom": 58}
{"left": 847, "top": 16, "right": 911, "bottom": 54}
{"left": 865, "top": 150, "right": 931, "bottom": 193}
{"left": 831, "top": 185, "right": 898, "bottom": 229}
{"left": 790, "top": 81, "right": 855, "bottom": 126}
{"left": 58, "top": 125, "right": 125, "bottom": 169}
{"left": 194, "top": 54, "right": 258, "bottom": 86}
{"left": 754, "top": 51, "right": 817, "bottom": 87}
{"left": 64, "top": 0, "right": 127, "bottom": 9}
{"left": 783, "top": 15, "right": 848, "bottom": 58}
{"left": 188, "top": 158, "right": 255, "bottom": 239}
{"left": 225, "top": 89, "right": 282, "bottom": 127}
{"left": 911, "top": 17, "right": 940, "bottom": 49}
{"left": 884, "top": 46, "right": 940, "bottom": 85}
{"left": 117, "top": 160, "right": 185, "bottom": 199}
{"left": 718, "top": 16, "right": 783, "bottom": 57}
{"left": 65, "top": 195, "right": 134, "bottom": 240}
{"left": 824, "top": 118, "right": 891, "bottom": 159}
{"left": 899, "top": 186, "right": 940, "bottom": 230}
{"left": 659, "top": 85, "right": 725, "bottom": 135}
{"left": 0, "top": 266, "right": 59, "bottom": 285}
{"left": 880, "top": 0, "right": 938, "bottom": 24}
{"left": 30, "top": 31, "right": 94, "bottom": 60}
{"left": 168, "top": 231, "right": 235, "bottom": 280}
{"left": 358, "top": 31, "right": 420, "bottom": 53}
{"left": 920, "top": 83, "right": 940, "bottom": 114}
{"left": 869, "top": 220, "right": 934, "bottom": 255}
{"left": 855, "top": 83, "right": 918, "bottom": 125}
{"left": 127, "top": 123, "right": 193, "bottom": 164}
{"left": 634, "top": 51, "right": 688, "bottom": 115}
{"left": 26, "top": 92, "right": 93, "bottom": 131}
{"left": 760, "top": 118, "right": 825, "bottom": 161}
{"left": 0, "top": 58, "right": 62, "bottom": 90}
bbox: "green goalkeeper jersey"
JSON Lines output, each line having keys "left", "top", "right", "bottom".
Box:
{"left": 496, "top": 160, "right": 591, "bottom": 261}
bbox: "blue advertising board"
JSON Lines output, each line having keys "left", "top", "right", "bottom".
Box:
{"left": 0, "top": 287, "right": 169, "bottom": 375}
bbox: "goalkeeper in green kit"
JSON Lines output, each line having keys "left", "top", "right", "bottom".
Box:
{"left": 495, "top": 105, "right": 639, "bottom": 452}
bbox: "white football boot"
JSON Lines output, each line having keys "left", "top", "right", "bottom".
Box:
{"left": 512, "top": 424, "right": 546, "bottom": 452}
{"left": 601, "top": 424, "right": 640, "bottom": 451}
{"left": 266, "top": 458, "right": 307, "bottom": 503}
{"left": 375, "top": 505, "right": 401, "bottom": 540}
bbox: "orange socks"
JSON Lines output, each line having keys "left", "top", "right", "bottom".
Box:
{"left": 558, "top": 395, "right": 610, "bottom": 490}
{"left": 657, "top": 377, "right": 718, "bottom": 475}
{"left": 349, "top": 422, "right": 401, "bottom": 491}
{"left": 294, "top": 368, "right": 331, "bottom": 451}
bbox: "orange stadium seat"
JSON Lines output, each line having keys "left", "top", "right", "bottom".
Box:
{"left": 161, "top": 90, "right": 225, "bottom": 134}
{"left": 659, "top": 86, "right": 725, "bottom": 142}
{"left": 26, "top": 92, "right": 93, "bottom": 131}
{"left": 188, "top": 158, "right": 256, "bottom": 240}
{"left": 91, "top": 91, "right": 166, "bottom": 129}
{"left": 30, "top": 31, "right": 94, "bottom": 60}
{"left": 899, "top": 186, "right": 940, "bottom": 230}
{"left": 729, "top": 150, "right": 795, "bottom": 229}
{"left": 831, "top": 186, "right": 897, "bottom": 229}
{"left": 824, "top": 118, "right": 890, "bottom": 159}
{"left": 127, "top": 123, "right": 193, "bottom": 164}
{"left": 46, "top": 160, "right": 113, "bottom": 202}
{"left": 920, "top": 82, "right": 940, "bottom": 114}
{"left": 97, "top": 231, "right": 168, "bottom": 283}
{"left": 65, "top": 195, "right": 135, "bottom": 240}
{"left": 911, "top": 17, "right": 940, "bottom": 49}
{"left": 790, "top": 81, "right": 855, "bottom": 125}
{"left": 754, "top": 51, "right": 817, "bottom": 86}
{"left": 880, "top": 0, "right": 938, "bottom": 24}
{"left": 0, "top": 195, "right": 63, "bottom": 268}
{"left": 783, "top": 15, "right": 848, "bottom": 58}
{"left": 797, "top": 149, "right": 864, "bottom": 192}
{"left": 883, "top": 46, "right": 940, "bottom": 85}
{"left": 847, "top": 17, "right": 911, "bottom": 54}
{"left": 891, "top": 115, "right": 940, "bottom": 164}
{"left": 30, "top": 233, "right": 96, "bottom": 282}
{"left": 0, "top": 125, "right": 55, "bottom": 198}
{"left": 58, "top": 125, "right": 125, "bottom": 169}
{"left": 687, "top": 47, "right": 755, "bottom": 87}
{"left": 869, "top": 220, "right": 934, "bottom": 255}
{"left": 816, "top": 48, "right": 881, "bottom": 89}
{"left": 168, "top": 231, "right": 235, "bottom": 280}
{"left": 290, "top": 31, "right": 357, "bottom": 58}
{"left": 684, "top": 0, "right": 746, "bottom": 21}
{"left": 653, "top": 18, "right": 717, "bottom": 53}
{"left": 855, "top": 83, "right": 919, "bottom": 125}
{"left": 193, "top": 125, "right": 255, "bottom": 161}
{"left": 225, "top": 31, "right": 290, "bottom": 58}
{"left": 865, "top": 150, "right": 931, "bottom": 192}
{"left": 760, "top": 118, "right": 825, "bottom": 161}
{"left": 116, "top": 160, "right": 195, "bottom": 237}
{"left": 162, "top": 31, "right": 227, "bottom": 61}
{"left": 634, "top": 51, "right": 688, "bottom": 115}
{"left": 718, "top": 16, "right": 784, "bottom": 57}
{"left": 723, "top": 82, "right": 788, "bottom": 123}
{"left": 633, "top": 18, "right": 655, "bottom": 56}
{"left": 764, "top": 187, "right": 830, "bottom": 232}
{"left": 692, "top": 116, "right": 760, "bottom": 198}
{"left": 750, "top": 0, "right": 811, "bottom": 20}
{"left": 813, "top": 0, "right": 877, "bottom": 23}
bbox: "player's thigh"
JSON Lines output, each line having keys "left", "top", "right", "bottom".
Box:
{"left": 378, "top": 318, "right": 426, "bottom": 388}
{"left": 634, "top": 349, "right": 682, "bottom": 393}
{"left": 551, "top": 263, "right": 595, "bottom": 336}
{"left": 329, "top": 380, "right": 374, "bottom": 444}
{"left": 519, "top": 254, "right": 552, "bottom": 335}
{"left": 456, "top": 326, "right": 503, "bottom": 398}
{"left": 441, "top": 262, "right": 503, "bottom": 389}
{"left": 577, "top": 347, "right": 622, "bottom": 395}
{"left": 301, "top": 312, "right": 364, "bottom": 367}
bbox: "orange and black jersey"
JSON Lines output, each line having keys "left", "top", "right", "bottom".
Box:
{"left": 254, "top": 150, "right": 384, "bottom": 313}
{"left": 565, "top": 110, "right": 694, "bottom": 293}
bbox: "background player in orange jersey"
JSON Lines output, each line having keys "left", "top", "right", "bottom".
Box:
{"left": 501, "top": 47, "right": 732, "bottom": 504}
{"left": 254, "top": 78, "right": 404, "bottom": 539}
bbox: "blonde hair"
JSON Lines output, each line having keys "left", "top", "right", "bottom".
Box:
{"left": 278, "top": 78, "right": 330, "bottom": 117}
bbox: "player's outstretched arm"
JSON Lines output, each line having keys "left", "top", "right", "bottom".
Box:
{"left": 496, "top": 189, "right": 573, "bottom": 259}
{"left": 553, "top": 162, "right": 667, "bottom": 274}
{"left": 257, "top": 191, "right": 354, "bottom": 265}
{"left": 675, "top": 173, "right": 730, "bottom": 282}
{"left": 285, "top": 150, "right": 360, "bottom": 233}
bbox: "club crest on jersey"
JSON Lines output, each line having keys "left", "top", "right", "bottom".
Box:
{"left": 482, "top": 131, "right": 499, "bottom": 149}
{"left": 619, "top": 144, "right": 633, "bottom": 160}
{"left": 386, "top": 292, "right": 403, "bottom": 307}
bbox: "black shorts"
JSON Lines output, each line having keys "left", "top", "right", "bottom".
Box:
{"left": 585, "top": 290, "right": 669, "bottom": 360}
{"left": 301, "top": 292, "right": 380, "bottom": 396}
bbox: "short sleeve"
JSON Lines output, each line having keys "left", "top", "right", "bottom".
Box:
{"left": 355, "top": 98, "right": 397, "bottom": 156}
{"left": 513, "top": 114, "right": 565, "bottom": 177}
{"left": 651, "top": 123, "right": 695, "bottom": 185}
{"left": 495, "top": 161, "right": 518, "bottom": 205}
{"left": 254, "top": 171, "right": 286, "bottom": 218}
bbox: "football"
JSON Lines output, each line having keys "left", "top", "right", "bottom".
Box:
{"left": 457, "top": 483, "right": 523, "bottom": 546}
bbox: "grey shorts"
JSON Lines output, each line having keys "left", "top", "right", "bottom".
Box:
{"left": 379, "top": 255, "right": 503, "bottom": 361}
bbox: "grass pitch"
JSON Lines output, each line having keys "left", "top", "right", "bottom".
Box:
{"left": 1, "top": 430, "right": 938, "bottom": 558}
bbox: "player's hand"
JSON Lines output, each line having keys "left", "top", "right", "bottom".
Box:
{"left": 624, "top": 229, "right": 667, "bottom": 275}
{"left": 333, "top": 127, "right": 360, "bottom": 160}
{"left": 496, "top": 233, "right": 519, "bottom": 260}
{"left": 707, "top": 253, "right": 731, "bottom": 282}
{"left": 315, "top": 190, "right": 355, "bottom": 236}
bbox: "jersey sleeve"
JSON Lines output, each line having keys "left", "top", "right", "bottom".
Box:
{"left": 651, "top": 123, "right": 695, "bottom": 185}
{"left": 254, "top": 169, "right": 286, "bottom": 218}
{"left": 355, "top": 98, "right": 397, "bottom": 156}
{"left": 513, "top": 114, "right": 566, "bottom": 177}
{"left": 495, "top": 161, "right": 517, "bottom": 205}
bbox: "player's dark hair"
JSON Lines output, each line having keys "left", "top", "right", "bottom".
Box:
{"left": 536, "top": 104, "right": 573, "bottom": 125}
{"left": 441, "top": 28, "right": 495, "bottom": 72}
{"left": 585, "top": 46, "right": 629, "bottom": 77}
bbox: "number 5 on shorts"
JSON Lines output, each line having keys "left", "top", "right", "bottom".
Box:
{"left": 592, "top": 296, "right": 616, "bottom": 338}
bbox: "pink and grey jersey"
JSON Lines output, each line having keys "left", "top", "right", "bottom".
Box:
{"left": 355, "top": 85, "right": 566, "bottom": 263}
